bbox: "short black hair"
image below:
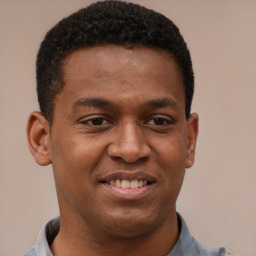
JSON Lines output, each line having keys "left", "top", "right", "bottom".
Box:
{"left": 37, "top": 0, "right": 194, "bottom": 123}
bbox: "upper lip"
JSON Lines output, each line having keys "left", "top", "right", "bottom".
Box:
{"left": 99, "top": 172, "right": 157, "bottom": 183}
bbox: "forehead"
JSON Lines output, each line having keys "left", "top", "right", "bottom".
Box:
{"left": 59, "top": 45, "right": 185, "bottom": 108}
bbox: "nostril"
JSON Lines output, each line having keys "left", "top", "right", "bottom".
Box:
{"left": 110, "top": 155, "right": 149, "bottom": 164}
{"left": 110, "top": 156, "right": 124, "bottom": 162}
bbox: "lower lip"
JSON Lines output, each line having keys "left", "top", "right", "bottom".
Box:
{"left": 101, "top": 183, "right": 155, "bottom": 200}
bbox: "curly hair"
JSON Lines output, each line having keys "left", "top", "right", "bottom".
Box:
{"left": 36, "top": 0, "right": 194, "bottom": 123}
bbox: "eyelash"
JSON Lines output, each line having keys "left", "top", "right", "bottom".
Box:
{"left": 80, "top": 115, "right": 174, "bottom": 128}
{"left": 84, "top": 117, "right": 112, "bottom": 126}
{"left": 145, "top": 117, "right": 174, "bottom": 126}
{"left": 80, "top": 116, "right": 113, "bottom": 127}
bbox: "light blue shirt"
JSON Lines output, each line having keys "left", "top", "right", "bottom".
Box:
{"left": 24, "top": 213, "right": 226, "bottom": 256}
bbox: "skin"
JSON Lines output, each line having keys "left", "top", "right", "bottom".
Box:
{"left": 27, "top": 45, "right": 198, "bottom": 256}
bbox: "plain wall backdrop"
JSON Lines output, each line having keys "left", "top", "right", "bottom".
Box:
{"left": 0, "top": 1, "right": 255, "bottom": 255}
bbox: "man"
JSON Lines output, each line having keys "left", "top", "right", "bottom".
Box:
{"left": 25, "top": 1, "right": 226, "bottom": 255}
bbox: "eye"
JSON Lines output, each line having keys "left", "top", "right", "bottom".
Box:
{"left": 146, "top": 117, "right": 172, "bottom": 126}
{"left": 85, "top": 117, "right": 110, "bottom": 126}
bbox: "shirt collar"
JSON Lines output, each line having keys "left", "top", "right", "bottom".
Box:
{"left": 167, "top": 213, "right": 195, "bottom": 255}
{"left": 35, "top": 218, "right": 59, "bottom": 256}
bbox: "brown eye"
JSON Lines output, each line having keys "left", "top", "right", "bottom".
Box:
{"left": 79, "top": 115, "right": 113, "bottom": 128}
{"left": 146, "top": 117, "right": 171, "bottom": 126}
{"left": 90, "top": 118, "right": 104, "bottom": 126}
{"left": 153, "top": 117, "right": 166, "bottom": 125}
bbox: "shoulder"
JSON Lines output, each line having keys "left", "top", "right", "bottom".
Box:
{"left": 192, "top": 238, "right": 227, "bottom": 256}
{"left": 24, "top": 217, "right": 59, "bottom": 256}
{"left": 169, "top": 213, "right": 227, "bottom": 256}
{"left": 24, "top": 245, "right": 36, "bottom": 256}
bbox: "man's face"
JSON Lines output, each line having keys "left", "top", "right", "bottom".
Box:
{"left": 46, "top": 46, "right": 198, "bottom": 237}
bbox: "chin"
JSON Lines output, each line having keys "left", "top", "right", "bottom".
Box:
{"left": 96, "top": 209, "right": 166, "bottom": 239}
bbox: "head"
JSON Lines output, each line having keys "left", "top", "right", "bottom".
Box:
{"left": 36, "top": 0, "right": 194, "bottom": 125}
{"left": 27, "top": 0, "right": 198, "bottom": 248}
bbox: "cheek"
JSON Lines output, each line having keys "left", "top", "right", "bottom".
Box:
{"left": 154, "top": 133, "right": 187, "bottom": 192}
{"left": 51, "top": 131, "right": 104, "bottom": 169}
{"left": 156, "top": 133, "right": 187, "bottom": 170}
{"left": 50, "top": 132, "right": 108, "bottom": 197}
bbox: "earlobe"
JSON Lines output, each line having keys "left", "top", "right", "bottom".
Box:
{"left": 186, "top": 113, "right": 199, "bottom": 168}
{"left": 27, "top": 111, "right": 52, "bottom": 166}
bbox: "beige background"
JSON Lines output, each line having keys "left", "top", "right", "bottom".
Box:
{"left": 1, "top": 1, "right": 255, "bottom": 255}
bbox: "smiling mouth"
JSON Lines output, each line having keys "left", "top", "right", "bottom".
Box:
{"left": 100, "top": 173, "right": 156, "bottom": 199}
{"left": 101, "top": 179, "right": 152, "bottom": 189}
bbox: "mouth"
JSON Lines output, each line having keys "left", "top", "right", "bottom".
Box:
{"left": 99, "top": 172, "right": 156, "bottom": 199}
{"left": 101, "top": 179, "right": 152, "bottom": 189}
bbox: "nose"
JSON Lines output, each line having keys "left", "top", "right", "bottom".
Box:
{"left": 107, "top": 121, "right": 151, "bottom": 163}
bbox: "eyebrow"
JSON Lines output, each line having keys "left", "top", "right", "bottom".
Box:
{"left": 72, "top": 97, "right": 177, "bottom": 111}
{"left": 143, "top": 98, "right": 177, "bottom": 108}
{"left": 72, "top": 98, "right": 115, "bottom": 110}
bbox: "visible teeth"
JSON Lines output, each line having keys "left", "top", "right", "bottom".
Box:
{"left": 116, "top": 179, "right": 121, "bottom": 187}
{"left": 121, "top": 180, "right": 130, "bottom": 189}
{"left": 130, "top": 179, "right": 139, "bottom": 189}
{"left": 138, "top": 180, "right": 143, "bottom": 187}
{"left": 108, "top": 179, "right": 149, "bottom": 189}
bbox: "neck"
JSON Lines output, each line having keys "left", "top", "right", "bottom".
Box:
{"left": 50, "top": 211, "right": 179, "bottom": 256}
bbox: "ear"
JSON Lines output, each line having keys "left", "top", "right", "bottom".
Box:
{"left": 186, "top": 113, "right": 199, "bottom": 168}
{"left": 27, "top": 111, "right": 52, "bottom": 166}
